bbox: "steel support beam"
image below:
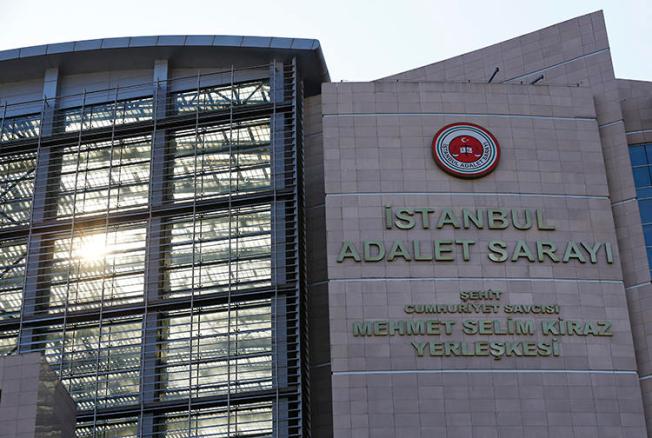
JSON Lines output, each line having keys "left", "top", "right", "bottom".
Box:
{"left": 20, "top": 68, "right": 60, "bottom": 352}
{"left": 139, "top": 58, "right": 169, "bottom": 436}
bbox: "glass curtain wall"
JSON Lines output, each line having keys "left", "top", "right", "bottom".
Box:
{"left": 56, "top": 135, "right": 151, "bottom": 218}
{"left": 170, "top": 120, "right": 271, "bottom": 203}
{"left": 158, "top": 300, "right": 273, "bottom": 401}
{"left": 0, "top": 150, "right": 37, "bottom": 227}
{"left": 629, "top": 142, "right": 652, "bottom": 278}
{"left": 162, "top": 205, "right": 272, "bottom": 299}
{"left": 45, "top": 222, "right": 148, "bottom": 314}
{"left": 0, "top": 66, "right": 301, "bottom": 437}
{"left": 0, "top": 113, "right": 41, "bottom": 141}
{"left": 0, "top": 238, "right": 27, "bottom": 321}
{"left": 61, "top": 97, "right": 153, "bottom": 132}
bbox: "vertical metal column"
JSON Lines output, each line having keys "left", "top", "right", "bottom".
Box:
{"left": 20, "top": 67, "right": 60, "bottom": 351}
{"left": 269, "top": 59, "right": 290, "bottom": 438}
{"left": 292, "top": 57, "right": 309, "bottom": 437}
{"left": 139, "top": 59, "right": 169, "bottom": 437}
{"left": 91, "top": 85, "right": 120, "bottom": 429}
{"left": 270, "top": 60, "right": 287, "bottom": 287}
{"left": 0, "top": 102, "right": 7, "bottom": 140}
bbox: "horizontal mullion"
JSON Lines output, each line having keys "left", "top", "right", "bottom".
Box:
{"left": 0, "top": 103, "right": 293, "bottom": 153}
{"left": 75, "top": 386, "right": 299, "bottom": 421}
{"left": 2, "top": 283, "right": 298, "bottom": 331}
{"left": 0, "top": 189, "right": 297, "bottom": 240}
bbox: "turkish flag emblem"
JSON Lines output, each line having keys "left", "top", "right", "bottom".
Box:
{"left": 449, "top": 135, "right": 483, "bottom": 163}
{"left": 432, "top": 122, "right": 500, "bottom": 179}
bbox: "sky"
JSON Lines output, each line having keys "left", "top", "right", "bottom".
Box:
{"left": 0, "top": 0, "right": 650, "bottom": 82}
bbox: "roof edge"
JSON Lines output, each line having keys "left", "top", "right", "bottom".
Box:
{"left": 0, "top": 34, "right": 323, "bottom": 62}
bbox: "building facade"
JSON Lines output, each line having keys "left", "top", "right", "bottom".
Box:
{"left": 1, "top": 9, "right": 652, "bottom": 438}
{"left": 304, "top": 10, "right": 652, "bottom": 438}
{"left": 0, "top": 37, "right": 327, "bottom": 437}
{"left": 0, "top": 353, "right": 76, "bottom": 438}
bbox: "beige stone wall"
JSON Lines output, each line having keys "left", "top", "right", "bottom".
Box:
{"left": 618, "top": 79, "right": 652, "bottom": 145}
{"left": 378, "top": 11, "right": 650, "bottom": 291}
{"left": 305, "top": 10, "right": 652, "bottom": 437}
{"left": 0, "top": 353, "right": 76, "bottom": 438}
{"left": 616, "top": 77, "right": 652, "bottom": 435}
{"left": 314, "top": 79, "right": 646, "bottom": 437}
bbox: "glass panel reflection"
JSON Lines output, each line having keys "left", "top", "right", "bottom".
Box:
{"left": 46, "top": 223, "right": 146, "bottom": 314}
{"left": 163, "top": 204, "right": 271, "bottom": 298}
{"left": 159, "top": 300, "right": 273, "bottom": 400}
{"left": 629, "top": 143, "right": 652, "bottom": 283}
{"left": 170, "top": 119, "right": 271, "bottom": 203}
{"left": 76, "top": 417, "right": 138, "bottom": 438}
{"left": 159, "top": 402, "right": 273, "bottom": 437}
{"left": 0, "top": 113, "right": 41, "bottom": 142}
{"left": 0, "top": 151, "right": 36, "bottom": 227}
{"left": 60, "top": 97, "right": 153, "bottom": 133}
{"left": 44, "top": 317, "right": 142, "bottom": 410}
{"left": 0, "top": 238, "right": 27, "bottom": 321}
{"left": 57, "top": 135, "right": 151, "bottom": 219}
{"left": 172, "top": 80, "right": 270, "bottom": 114}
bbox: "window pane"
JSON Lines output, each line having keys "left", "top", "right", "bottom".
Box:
{"left": 0, "top": 330, "right": 18, "bottom": 356}
{"left": 39, "top": 223, "right": 147, "bottom": 315}
{"left": 158, "top": 300, "right": 273, "bottom": 401}
{"left": 172, "top": 80, "right": 270, "bottom": 114}
{"left": 163, "top": 205, "right": 272, "bottom": 299}
{"left": 56, "top": 135, "right": 151, "bottom": 218}
{"left": 633, "top": 166, "right": 651, "bottom": 188}
{"left": 637, "top": 186, "right": 652, "bottom": 200}
{"left": 76, "top": 417, "right": 138, "bottom": 438}
{"left": 639, "top": 200, "right": 652, "bottom": 222}
{"left": 59, "top": 97, "right": 153, "bottom": 133}
{"left": 42, "top": 317, "right": 142, "bottom": 410}
{"left": 645, "top": 144, "right": 652, "bottom": 164}
{"left": 170, "top": 119, "right": 271, "bottom": 203}
{"left": 0, "top": 151, "right": 36, "bottom": 227}
{"left": 0, "top": 238, "right": 27, "bottom": 321}
{"left": 159, "top": 402, "right": 273, "bottom": 437}
{"left": 0, "top": 114, "right": 41, "bottom": 142}
{"left": 630, "top": 145, "right": 647, "bottom": 167}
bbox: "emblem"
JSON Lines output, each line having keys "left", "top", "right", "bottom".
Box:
{"left": 432, "top": 122, "right": 500, "bottom": 178}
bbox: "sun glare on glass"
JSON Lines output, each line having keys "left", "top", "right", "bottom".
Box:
{"left": 73, "top": 233, "right": 110, "bottom": 262}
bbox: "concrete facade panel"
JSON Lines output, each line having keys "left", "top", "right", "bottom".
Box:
{"left": 0, "top": 9, "right": 651, "bottom": 438}
{"left": 0, "top": 354, "right": 75, "bottom": 438}
{"left": 312, "top": 18, "right": 652, "bottom": 433}
{"left": 330, "top": 372, "right": 646, "bottom": 438}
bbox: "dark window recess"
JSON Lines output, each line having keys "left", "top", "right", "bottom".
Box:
{"left": 629, "top": 143, "right": 652, "bottom": 275}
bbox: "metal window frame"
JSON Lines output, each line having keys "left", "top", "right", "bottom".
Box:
{"left": 0, "top": 59, "right": 306, "bottom": 437}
